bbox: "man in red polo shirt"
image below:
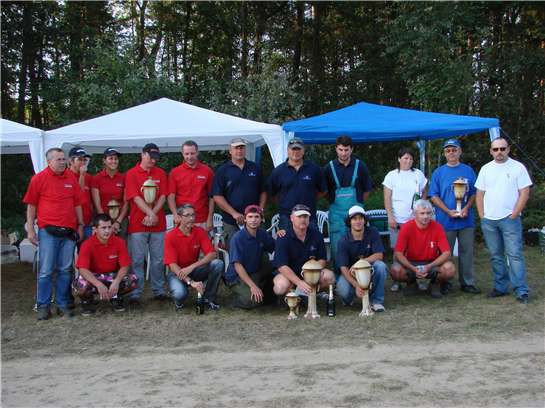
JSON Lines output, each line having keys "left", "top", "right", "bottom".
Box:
{"left": 74, "top": 214, "right": 138, "bottom": 316}
{"left": 167, "top": 140, "right": 214, "bottom": 230}
{"left": 91, "top": 148, "right": 128, "bottom": 236}
{"left": 164, "top": 203, "right": 223, "bottom": 312}
{"left": 391, "top": 199, "right": 456, "bottom": 298}
{"left": 24, "top": 147, "right": 85, "bottom": 320}
{"left": 124, "top": 143, "right": 168, "bottom": 307}
{"left": 68, "top": 147, "right": 94, "bottom": 240}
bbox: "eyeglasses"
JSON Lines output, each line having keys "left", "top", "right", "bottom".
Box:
{"left": 181, "top": 213, "right": 195, "bottom": 218}
{"left": 492, "top": 147, "right": 507, "bottom": 152}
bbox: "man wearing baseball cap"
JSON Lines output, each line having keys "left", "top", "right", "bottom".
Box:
{"left": 335, "top": 205, "right": 387, "bottom": 312}
{"left": 124, "top": 143, "right": 169, "bottom": 307}
{"left": 429, "top": 138, "right": 480, "bottom": 295}
{"left": 273, "top": 204, "right": 335, "bottom": 297}
{"left": 224, "top": 204, "right": 275, "bottom": 309}
{"left": 267, "top": 137, "right": 326, "bottom": 230}
{"left": 213, "top": 138, "right": 266, "bottom": 245}
{"left": 68, "top": 146, "right": 94, "bottom": 240}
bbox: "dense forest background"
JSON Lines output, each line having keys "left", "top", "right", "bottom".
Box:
{"left": 2, "top": 1, "right": 544, "bottom": 234}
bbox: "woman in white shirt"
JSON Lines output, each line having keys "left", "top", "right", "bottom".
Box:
{"left": 382, "top": 147, "right": 428, "bottom": 291}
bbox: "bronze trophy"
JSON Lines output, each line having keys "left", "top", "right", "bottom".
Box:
{"left": 141, "top": 177, "right": 158, "bottom": 205}
{"left": 106, "top": 199, "right": 120, "bottom": 220}
{"left": 452, "top": 177, "right": 468, "bottom": 217}
{"left": 351, "top": 257, "right": 374, "bottom": 317}
{"left": 284, "top": 291, "right": 300, "bottom": 320}
{"left": 301, "top": 257, "right": 322, "bottom": 319}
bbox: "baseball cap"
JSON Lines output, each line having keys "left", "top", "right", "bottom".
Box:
{"left": 244, "top": 204, "right": 263, "bottom": 216}
{"left": 443, "top": 139, "right": 461, "bottom": 149}
{"left": 291, "top": 204, "right": 311, "bottom": 217}
{"left": 288, "top": 137, "right": 304, "bottom": 149}
{"left": 103, "top": 147, "right": 121, "bottom": 157}
{"left": 230, "top": 137, "right": 248, "bottom": 147}
{"left": 143, "top": 143, "right": 160, "bottom": 160}
{"left": 68, "top": 147, "right": 91, "bottom": 158}
{"left": 348, "top": 205, "right": 366, "bottom": 219}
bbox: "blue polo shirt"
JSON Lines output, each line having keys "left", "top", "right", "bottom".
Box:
{"left": 274, "top": 226, "right": 327, "bottom": 275}
{"left": 212, "top": 159, "right": 264, "bottom": 225}
{"left": 267, "top": 160, "right": 326, "bottom": 217}
{"left": 225, "top": 227, "right": 275, "bottom": 283}
{"left": 324, "top": 157, "right": 373, "bottom": 204}
{"left": 336, "top": 227, "right": 384, "bottom": 271}
{"left": 428, "top": 163, "right": 476, "bottom": 231}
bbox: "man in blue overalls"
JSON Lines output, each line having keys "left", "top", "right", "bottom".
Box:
{"left": 324, "top": 135, "right": 373, "bottom": 263}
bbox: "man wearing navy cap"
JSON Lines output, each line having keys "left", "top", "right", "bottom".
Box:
{"left": 224, "top": 205, "right": 275, "bottom": 309}
{"left": 68, "top": 147, "right": 94, "bottom": 240}
{"left": 267, "top": 138, "right": 326, "bottom": 230}
{"left": 429, "top": 139, "right": 480, "bottom": 294}
{"left": 213, "top": 138, "right": 266, "bottom": 245}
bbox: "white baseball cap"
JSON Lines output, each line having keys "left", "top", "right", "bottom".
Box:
{"left": 348, "top": 205, "right": 366, "bottom": 218}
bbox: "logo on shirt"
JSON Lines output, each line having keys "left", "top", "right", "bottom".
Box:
{"left": 430, "top": 241, "right": 436, "bottom": 249}
{"left": 116, "top": 183, "right": 124, "bottom": 188}
{"left": 248, "top": 172, "right": 256, "bottom": 177}
{"left": 302, "top": 175, "right": 312, "bottom": 181}
{"left": 193, "top": 245, "right": 200, "bottom": 250}
{"left": 108, "top": 254, "right": 118, "bottom": 259}
{"left": 152, "top": 179, "right": 161, "bottom": 184}
{"left": 309, "top": 245, "right": 316, "bottom": 251}
{"left": 197, "top": 175, "right": 207, "bottom": 180}
{"left": 64, "top": 184, "right": 73, "bottom": 188}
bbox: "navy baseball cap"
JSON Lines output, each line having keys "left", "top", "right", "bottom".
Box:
{"left": 103, "top": 147, "right": 121, "bottom": 157}
{"left": 68, "top": 147, "right": 91, "bottom": 158}
{"left": 143, "top": 143, "right": 160, "bottom": 160}
{"left": 443, "top": 139, "right": 461, "bottom": 149}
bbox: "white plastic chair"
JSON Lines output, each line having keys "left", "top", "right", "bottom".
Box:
{"left": 267, "top": 214, "right": 280, "bottom": 239}
{"left": 213, "top": 213, "right": 223, "bottom": 229}
{"left": 316, "top": 210, "right": 329, "bottom": 242}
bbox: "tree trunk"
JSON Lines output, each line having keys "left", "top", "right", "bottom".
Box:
{"left": 17, "top": 3, "right": 33, "bottom": 123}
{"left": 291, "top": 2, "right": 304, "bottom": 83}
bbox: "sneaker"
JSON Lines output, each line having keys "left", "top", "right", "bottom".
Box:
{"left": 128, "top": 298, "right": 143, "bottom": 309}
{"left": 516, "top": 294, "right": 529, "bottom": 304}
{"left": 57, "top": 306, "right": 75, "bottom": 318}
{"left": 110, "top": 297, "right": 125, "bottom": 312}
{"left": 461, "top": 285, "right": 481, "bottom": 294}
{"left": 80, "top": 301, "right": 96, "bottom": 317}
{"left": 390, "top": 282, "right": 402, "bottom": 292}
{"left": 487, "top": 289, "right": 508, "bottom": 298}
{"left": 205, "top": 299, "right": 220, "bottom": 311}
{"left": 372, "top": 303, "right": 385, "bottom": 313}
{"left": 37, "top": 306, "right": 51, "bottom": 321}
{"left": 174, "top": 301, "right": 184, "bottom": 312}
{"left": 440, "top": 281, "right": 452, "bottom": 295}
{"left": 317, "top": 291, "right": 329, "bottom": 303}
{"left": 430, "top": 282, "right": 442, "bottom": 299}
{"left": 403, "top": 282, "right": 418, "bottom": 296}
{"left": 153, "top": 294, "right": 169, "bottom": 301}
{"left": 417, "top": 279, "right": 429, "bottom": 291}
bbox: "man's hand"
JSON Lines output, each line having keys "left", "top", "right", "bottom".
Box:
{"left": 509, "top": 212, "right": 519, "bottom": 220}
{"left": 415, "top": 265, "right": 429, "bottom": 279}
{"left": 96, "top": 282, "right": 110, "bottom": 300}
{"left": 355, "top": 286, "right": 364, "bottom": 298}
{"left": 459, "top": 207, "right": 469, "bottom": 218}
{"left": 250, "top": 284, "right": 264, "bottom": 303}
{"left": 77, "top": 225, "right": 84, "bottom": 242}
{"left": 387, "top": 216, "right": 397, "bottom": 230}
{"left": 177, "top": 265, "right": 195, "bottom": 280}
{"left": 205, "top": 219, "right": 213, "bottom": 232}
{"left": 447, "top": 209, "right": 459, "bottom": 218}
{"left": 276, "top": 229, "right": 286, "bottom": 238}
{"left": 189, "top": 280, "right": 204, "bottom": 294}
{"left": 173, "top": 214, "right": 182, "bottom": 225}
{"left": 296, "top": 279, "right": 312, "bottom": 295}
{"left": 28, "top": 229, "right": 38, "bottom": 246}
{"left": 108, "top": 280, "right": 120, "bottom": 298}
{"left": 232, "top": 212, "right": 244, "bottom": 225}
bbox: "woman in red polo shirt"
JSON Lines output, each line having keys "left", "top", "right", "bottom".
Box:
{"left": 91, "top": 148, "right": 129, "bottom": 238}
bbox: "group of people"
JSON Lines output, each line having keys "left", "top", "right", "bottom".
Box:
{"left": 24, "top": 134, "right": 532, "bottom": 321}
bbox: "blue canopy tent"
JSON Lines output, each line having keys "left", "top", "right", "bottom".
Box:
{"left": 282, "top": 101, "right": 500, "bottom": 170}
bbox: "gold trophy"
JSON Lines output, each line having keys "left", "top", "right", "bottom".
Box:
{"left": 452, "top": 177, "right": 468, "bottom": 217}
{"left": 301, "top": 257, "right": 322, "bottom": 319}
{"left": 284, "top": 291, "right": 300, "bottom": 320}
{"left": 141, "top": 177, "right": 158, "bottom": 205}
{"left": 106, "top": 199, "right": 121, "bottom": 220}
{"left": 351, "top": 257, "right": 374, "bottom": 317}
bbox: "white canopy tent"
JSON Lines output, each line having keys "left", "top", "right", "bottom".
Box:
{"left": 44, "top": 98, "right": 285, "bottom": 170}
{"left": 0, "top": 119, "right": 44, "bottom": 173}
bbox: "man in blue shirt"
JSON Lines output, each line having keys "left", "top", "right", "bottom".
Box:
{"left": 324, "top": 135, "right": 373, "bottom": 262}
{"left": 273, "top": 204, "right": 335, "bottom": 296}
{"left": 225, "top": 205, "right": 275, "bottom": 309}
{"left": 336, "top": 206, "right": 387, "bottom": 312}
{"left": 429, "top": 139, "right": 480, "bottom": 294}
{"left": 213, "top": 138, "right": 266, "bottom": 244}
{"left": 267, "top": 138, "right": 326, "bottom": 230}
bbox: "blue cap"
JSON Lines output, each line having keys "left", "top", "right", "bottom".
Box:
{"left": 443, "top": 139, "right": 461, "bottom": 149}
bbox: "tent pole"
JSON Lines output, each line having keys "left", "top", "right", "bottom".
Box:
{"left": 416, "top": 139, "right": 426, "bottom": 173}
{"left": 255, "top": 146, "right": 262, "bottom": 165}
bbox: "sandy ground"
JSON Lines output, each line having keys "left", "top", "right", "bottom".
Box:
{"left": 2, "top": 334, "right": 543, "bottom": 408}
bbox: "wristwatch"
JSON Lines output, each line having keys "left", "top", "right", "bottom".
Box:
{"left": 186, "top": 279, "right": 192, "bottom": 286}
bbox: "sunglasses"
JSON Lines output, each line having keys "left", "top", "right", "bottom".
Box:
{"left": 492, "top": 147, "right": 507, "bottom": 152}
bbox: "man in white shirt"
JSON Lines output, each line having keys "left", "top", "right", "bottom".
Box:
{"left": 475, "top": 137, "right": 532, "bottom": 304}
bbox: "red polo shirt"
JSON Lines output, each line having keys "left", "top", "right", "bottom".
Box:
{"left": 69, "top": 169, "right": 93, "bottom": 225}
{"left": 395, "top": 219, "right": 450, "bottom": 263}
{"left": 91, "top": 169, "right": 126, "bottom": 213}
{"left": 164, "top": 226, "right": 214, "bottom": 267}
{"left": 168, "top": 162, "right": 213, "bottom": 223}
{"left": 23, "top": 167, "right": 82, "bottom": 230}
{"left": 125, "top": 163, "right": 167, "bottom": 233}
{"left": 76, "top": 234, "right": 131, "bottom": 274}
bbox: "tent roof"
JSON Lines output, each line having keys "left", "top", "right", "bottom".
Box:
{"left": 1, "top": 119, "right": 42, "bottom": 150}
{"left": 282, "top": 101, "right": 500, "bottom": 143}
{"left": 44, "top": 98, "right": 284, "bottom": 165}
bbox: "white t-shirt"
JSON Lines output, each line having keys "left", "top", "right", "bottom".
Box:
{"left": 475, "top": 158, "right": 532, "bottom": 220}
{"left": 382, "top": 168, "right": 428, "bottom": 224}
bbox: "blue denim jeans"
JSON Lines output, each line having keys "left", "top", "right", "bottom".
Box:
{"left": 481, "top": 216, "right": 529, "bottom": 297}
{"left": 128, "top": 232, "right": 166, "bottom": 299}
{"left": 167, "top": 259, "right": 224, "bottom": 303}
{"left": 37, "top": 228, "right": 76, "bottom": 309}
{"left": 335, "top": 260, "right": 388, "bottom": 305}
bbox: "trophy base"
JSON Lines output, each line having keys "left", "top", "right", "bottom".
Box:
{"left": 287, "top": 312, "right": 298, "bottom": 320}
{"left": 359, "top": 306, "right": 374, "bottom": 317}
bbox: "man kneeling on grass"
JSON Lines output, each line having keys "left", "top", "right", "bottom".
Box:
{"left": 74, "top": 214, "right": 138, "bottom": 316}
{"left": 224, "top": 205, "right": 275, "bottom": 309}
{"left": 390, "top": 199, "right": 456, "bottom": 298}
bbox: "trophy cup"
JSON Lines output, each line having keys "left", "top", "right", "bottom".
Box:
{"left": 301, "top": 257, "right": 322, "bottom": 319}
{"left": 452, "top": 177, "right": 468, "bottom": 217}
{"left": 141, "top": 177, "right": 158, "bottom": 205}
{"left": 284, "top": 291, "right": 300, "bottom": 320}
{"left": 106, "top": 199, "right": 120, "bottom": 220}
{"left": 351, "top": 257, "right": 374, "bottom": 317}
